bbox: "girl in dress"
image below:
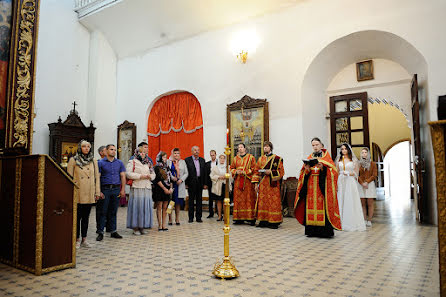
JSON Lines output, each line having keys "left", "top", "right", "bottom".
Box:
{"left": 358, "top": 147, "right": 378, "bottom": 227}
{"left": 335, "top": 143, "right": 366, "bottom": 231}
{"left": 153, "top": 151, "right": 173, "bottom": 231}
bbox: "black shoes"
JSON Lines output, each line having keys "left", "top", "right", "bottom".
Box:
{"left": 176, "top": 222, "right": 180, "bottom": 225}
{"left": 206, "top": 214, "right": 214, "bottom": 218}
{"left": 168, "top": 222, "right": 173, "bottom": 226}
{"left": 96, "top": 233, "right": 103, "bottom": 241}
{"left": 250, "top": 220, "right": 256, "bottom": 226}
{"left": 188, "top": 219, "right": 193, "bottom": 223}
{"left": 110, "top": 232, "right": 122, "bottom": 239}
{"left": 196, "top": 219, "right": 203, "bottom": 223}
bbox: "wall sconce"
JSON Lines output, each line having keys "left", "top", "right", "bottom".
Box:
{"left": 237, "top": 50, "right": 248, "bottom": 64}
{"left": 230, "top": 29, "right": 259, "bottom": 64}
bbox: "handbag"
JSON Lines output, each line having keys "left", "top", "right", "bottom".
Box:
{"left": 126, "top": 160, "right": 135, "bottom": 186}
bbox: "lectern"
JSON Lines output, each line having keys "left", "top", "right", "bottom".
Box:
{"left": 0, "top": 155, "right": 77, "bottom": 275}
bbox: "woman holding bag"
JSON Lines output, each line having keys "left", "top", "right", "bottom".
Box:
{"left": 126, "top": 148, "right": 155, "bottom": 235}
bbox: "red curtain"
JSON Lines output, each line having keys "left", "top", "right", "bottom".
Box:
{"left": 147, "top": 92, "right": 204, "bottom": 162}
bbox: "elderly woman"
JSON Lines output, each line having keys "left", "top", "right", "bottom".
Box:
{"left": 67, "top": 140, "right": 101, "bottom": 249}
{"left": 167, "top": 148, "right": 189, "bottom": 225}
{"left": 126, "top": 148, "right": 156, "bottom": 235}
{"left": 153, "top": 151, "right": 173, "bottom": 231}
{"left": 210, "top": 154, "right": 232, "bottom": 221}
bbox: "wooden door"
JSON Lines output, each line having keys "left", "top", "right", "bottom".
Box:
{"left": 411, "top": 74, "right": 425, "bottom": 222}
{"left": 330, "top": 92, "right": 370, "bottom": 159}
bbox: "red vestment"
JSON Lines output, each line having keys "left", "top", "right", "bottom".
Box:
{"left": 230, "top": 154, "right": 256, "bottom": 221}
{"left": 294, "top": 149, "right": 342, "bottom": 230}
{"left": 252, "top": 154, "right": 284, "bottom": 223}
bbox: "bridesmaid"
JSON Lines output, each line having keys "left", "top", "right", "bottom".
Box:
{"left": 358, "top": 147, "right": 378, "bottom": 227}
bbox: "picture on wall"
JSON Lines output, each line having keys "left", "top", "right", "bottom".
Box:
{"left": 356, "top": 59, "right": 374, "bottom": 81}
{"left": 227, "top": 95, "right": 269, "bottom": 161}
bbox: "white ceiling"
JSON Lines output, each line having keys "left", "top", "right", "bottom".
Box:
{"left": 79, "top": 0, "right": 304, "bottom": 58}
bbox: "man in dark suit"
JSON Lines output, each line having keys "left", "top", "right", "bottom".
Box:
{"left": 205, "top": 150, "right": 218, "bottom": 218}
{"left": 185, "top": 146, "right": 207, "bottom": 223}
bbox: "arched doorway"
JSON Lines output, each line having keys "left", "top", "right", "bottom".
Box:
{"left": 300, "top": 30, "right": 428, "bottom": 222}
{"left": 383, "top": 140, "right": 413, "bottom": 221}
{"left": 146, "top": 91, "right": 204, "bottom": 162}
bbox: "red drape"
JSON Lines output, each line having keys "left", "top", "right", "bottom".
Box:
{"left": 147, "top": 92, "right": 204, "bottom": 162}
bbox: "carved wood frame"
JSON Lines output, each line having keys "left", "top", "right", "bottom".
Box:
{"left": 226, "top": 95, "right": 269, "bottom": 162}
{"left": 1, "top": 0, "right": 40, "bottom": 155}
{"left": 117, "top": 120, "right": 136, "bottom": 160}
{"left": 428, "top": 120, "right": 446, "bottom": 296}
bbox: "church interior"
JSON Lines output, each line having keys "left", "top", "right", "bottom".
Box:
{"left": 1, "top": 0, "right": 446, "bottom": 296}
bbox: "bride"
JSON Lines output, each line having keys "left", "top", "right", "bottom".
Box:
{"left": 335, "top": 143, "right": 366, "bottom": 231}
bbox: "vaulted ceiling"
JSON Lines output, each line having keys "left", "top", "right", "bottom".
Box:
{"left": 79, "top": 0, "right": 304, "bottom": 58}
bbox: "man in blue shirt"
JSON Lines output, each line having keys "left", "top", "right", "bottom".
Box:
{"left": 96, "top": 144, "right": 126, "bottom": 241}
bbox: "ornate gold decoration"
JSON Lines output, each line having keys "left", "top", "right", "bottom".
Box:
{"left": 12, "top": 0, "right": 37, "bottom": 148}
{"left": 428, "top": 120, "right": 446, "bottom": 296}
{"left": 13, "top": 158, "right": 22, "bottom": 265}
{"left": 34, "top": 155, "right": 45, "bottom": 275}
{"left": 213, "top": 145, "right": 239, "bottom": 279}
{"left": 42, "top": 262, "right": 75, "bottom": 274}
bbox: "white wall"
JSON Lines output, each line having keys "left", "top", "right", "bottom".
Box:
{"left": 33, "top": 0, "right": 90, "bottom": 154}
{"left": 32, "top": 0, "right": 446, "bottom": 224}
{"left": 115, "top": 0, "right": 446, "bottom": 189}
{"left": 87, "top": 31, "right": 117, "bottom": 158}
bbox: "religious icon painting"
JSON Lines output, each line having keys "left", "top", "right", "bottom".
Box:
{"left": 356, "top": 60, "right": 374, "bottom": 81}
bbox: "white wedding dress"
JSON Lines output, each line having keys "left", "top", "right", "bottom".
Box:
{"left": 337, "top": 161, "right": 366, "bottom": 231}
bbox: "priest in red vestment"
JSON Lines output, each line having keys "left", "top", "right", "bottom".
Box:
{"left": 230, "top": 143, "right": 257, "bottom": 225}
{"left": 294, "top": 137, "right": 342, "bottom": 237}
{"left": 252, "top": 141, "right": 284, "bottom": 229}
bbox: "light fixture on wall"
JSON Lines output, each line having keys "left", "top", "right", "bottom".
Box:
{"left": 237, "top": 50, "right": 248, "bottom": 64}
{"left": 230, "top": 29, "right": 260, "bottom": 64}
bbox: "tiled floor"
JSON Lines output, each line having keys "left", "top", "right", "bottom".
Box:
{"left": 0, "top": 199, "right": 439, "bottom": 297}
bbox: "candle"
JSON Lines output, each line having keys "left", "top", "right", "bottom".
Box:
{"left": 226, "top": 128, "right": 230, "bottom": 145}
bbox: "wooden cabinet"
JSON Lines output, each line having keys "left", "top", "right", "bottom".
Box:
{"left": 0, "top": 155, "right": 76, "bottom": 275}
{"left": 48, "top": 108, "right": 95, "bottom": 164}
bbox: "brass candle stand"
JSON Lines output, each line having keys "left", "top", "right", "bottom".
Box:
{"left": 212, "top": 145, "right": 240, "bottom": 279}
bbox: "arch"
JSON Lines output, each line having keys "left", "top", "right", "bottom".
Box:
{"left": 146, "top": 91, "right": 204, "bottom": 161}
{"left": 384, "top": 138, "right": 411, "bottom": 156}
{"left": 300, "top": 30, "right": 428, "bottom": 149}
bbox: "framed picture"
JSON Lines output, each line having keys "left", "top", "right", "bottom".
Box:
{"left": 227, "top": 95, "right": 269, "bottom": 161}
{"left": 356, "top": 60, "right": 374, "bottom": 81}
{"left": 61, "top": 142, "right": 78, "bottom": 160}
{"left": 117, "top": 120, "right": 136, "bottom": 164}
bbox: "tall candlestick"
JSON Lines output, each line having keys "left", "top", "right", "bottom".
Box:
{"left": 226, "top": 128, "right": 230, "bottom": 145}
{"left": 212, "top": 145, "right": 239, "bottom": 279}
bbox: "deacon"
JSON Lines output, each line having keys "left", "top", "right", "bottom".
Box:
{"left": 294, "top": 137, "right": 342, "bottom": 237}
{"left": 252, "top": 141, "right": 284, "bottom": 229}
{"left": 230, "top": 143, "right": 257, "bottom": 225}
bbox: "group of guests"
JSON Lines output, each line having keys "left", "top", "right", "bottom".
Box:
{"left": 294, "top": 138, "right": 378, "bottom": 238}
{"left": 67, "top": 136, "right": 376, "bottom": 249}
{"left": 66, "top": 139, "right": 286, "bottom": 249}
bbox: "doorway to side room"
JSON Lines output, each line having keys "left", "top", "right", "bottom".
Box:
{"left": 383, "top": 140, "right": 413, "bottom": 222}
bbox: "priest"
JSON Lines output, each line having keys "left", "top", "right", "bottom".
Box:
{"left": 294, "top": 137, "right": 341, "bottom": 237}
{"left": 252, "top": 141, "right": 284, "bottom": 229}
{"left": 230, "top": 143, "right": 257, "bottom": 225}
